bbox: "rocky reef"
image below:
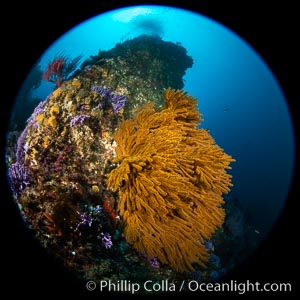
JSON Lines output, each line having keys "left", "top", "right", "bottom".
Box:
{"left": 6, "top": 35, "right": 254, "bottom": 293}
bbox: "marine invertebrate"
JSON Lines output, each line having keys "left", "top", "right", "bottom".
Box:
{"left": 8, "top": 162, "right": 31, "bottom": 195}
{"left": 106, "top": 89, "right": 235, "bottom": 272}
{"left": 6, "top": 35, "right": 244, "bottom": 283}
{"left": 91, "top": 85, "right": 112, "bottom": 98}
{"left": 75, "top": 204, "right": 105, "bottom": 237}
{"left": 148, "top": 257, "right": 160, "bottom": 269}
{"left": 42, "top": 53, "right": 82, "bottom": 87}
{"left": 110, "top": 93, "right": 127, "bottom": 113}
{"left": 99, "top": 232, "right": 113, "bottom": 249}
{"left": 91, "top": 85, "right": 127, "bottom": 112}
{"left": 27, "top": 100, "right": 46, "bottom": 129}
{"left": 15, "top": 127, "right": 28, "bottom": 163}
{"left": 70, "top": 114, "right": 91, "bottom": 126}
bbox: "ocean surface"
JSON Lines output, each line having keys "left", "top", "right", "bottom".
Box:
{"left": 10, "top": 5, "right": 295, "bottom": 252}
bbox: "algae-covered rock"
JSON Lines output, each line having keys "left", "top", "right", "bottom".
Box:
{"left": 6, "top": 35, "right": 194, "bottom": 282}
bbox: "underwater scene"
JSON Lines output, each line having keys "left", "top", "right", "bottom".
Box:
{"left": 5, "top": 5, "right": 295, "bottom": 295}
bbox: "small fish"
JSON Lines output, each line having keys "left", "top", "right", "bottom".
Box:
{"left": 223, "top": 108, "right": 230, "bottom": 112}
{"left": 254, "top": 229, "right": 260, "bottom": 234}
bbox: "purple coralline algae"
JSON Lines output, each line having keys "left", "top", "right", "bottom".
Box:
{"left": 91, "top": 85, "right": 112, "bottom": 98}
{"left": 70, "top": 114, "right": 91, "bottom": 126}
{"left": 14, "top": 100, "right": 47, "bottom": 164}
{"left": 148, "top": 257, "right": 160, "bottom": 269}
{"left": 8, "top": 162, "right": 30, "bottom": 195}
{"left": 26, "top": 100, "right": 46, "bottom": 129}
{"left": 75, "top": 210, "right": 93, "bottom": 231}
{"left": 15, "top": 127, "right": 28, "bottom": 164}
{"left": 75, "top": 205, "right": 103, "bottom": 233}
{"left": 91, "top": 85, "right": 127, "bottom": 112}
{"left": 110, "top": 93, "right": 127, "bottom": 112}
{"left": 100, "top": 232, "right": 113, "bottom": 249}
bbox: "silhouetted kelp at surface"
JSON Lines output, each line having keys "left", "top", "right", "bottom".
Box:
{"left": 130, "top": 15, "right": 164, "bottom": 37}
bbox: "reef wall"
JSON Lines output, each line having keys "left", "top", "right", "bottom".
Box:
{"left": 6, "top": 35, "right": 235, "bottom": 284}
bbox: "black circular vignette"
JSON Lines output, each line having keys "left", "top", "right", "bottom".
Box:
{"left": 1, "top": 1, "right": 298, "bottom": 298}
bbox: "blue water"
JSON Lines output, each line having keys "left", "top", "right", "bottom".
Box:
{"left": 15, "top": 5, "right": 295, "bottom": 237}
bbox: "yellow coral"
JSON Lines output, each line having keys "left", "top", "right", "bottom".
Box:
{"left": 50, "top": 104, "right": 60, "bottom": 116}
{"left": 71, "top": 79, "right": 81, "bottom": 89}
{"left": 52, "top": 87, "right": 64, "bottom": 98}
{"left": 106, "top": 89, "right": 235, "bottom": 272}
{"left": 42, "top": 136, "right": 51, "bottom": 148}
{"left": 35, "top": 113, "right": 45, "bottom": 125}
{"left": 91, "top": 185, "right": 100, "bottom": 193}
{"left": 46, "top": 116, "right": 57, "bottom": 129}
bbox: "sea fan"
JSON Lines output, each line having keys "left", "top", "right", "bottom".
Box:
{"left": 106, "top": 89, "right": 235, "bottom": 272}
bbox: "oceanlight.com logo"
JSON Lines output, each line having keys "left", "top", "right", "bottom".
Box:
{"left": 186, "top": 280, "right": 292, "bottom": 294}
{"left": 85, "top": 279, "right": 292, "bottom": 294}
